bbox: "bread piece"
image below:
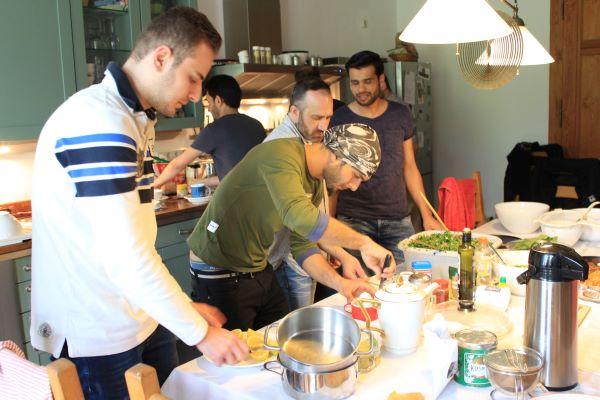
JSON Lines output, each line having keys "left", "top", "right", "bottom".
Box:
{"left": 387, "top": 391, "right": 425, "bottom": 400}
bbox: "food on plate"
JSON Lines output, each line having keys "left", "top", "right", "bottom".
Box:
{"left": 507, "top": 234, "right": 556, "bottom": 250}
{"left": 387, "top": 391, "right": 425, "bottom": 400}
{"left": 230, "top": 329, "right": 276, "bottom": 363}
{"left": 407, "top": 231, "right": 486, "bottom": 252}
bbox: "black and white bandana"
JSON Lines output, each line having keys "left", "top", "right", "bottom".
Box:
{"left": 323, "top": 123, "right": 381, "bottom": 179}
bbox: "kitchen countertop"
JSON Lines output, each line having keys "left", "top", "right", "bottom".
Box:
{"left": 0, "top": 196, "right": 208, "bottom": 257}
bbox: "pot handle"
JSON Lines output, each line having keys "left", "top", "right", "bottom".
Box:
{"left": 355, "top": 328, "right": 374, "bottom": 356}
{"left": 263, "top": 322, "right": 280, "bottom": 351}
{"left": 263, "top": 360, "right": 283, "bottom": 376}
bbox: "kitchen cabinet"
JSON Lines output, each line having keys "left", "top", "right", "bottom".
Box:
{"left": 0, "top": 0, "right": 202, "bottom": 141}
{"left": 0, "top": 0, "right": 76, "bottom": 141}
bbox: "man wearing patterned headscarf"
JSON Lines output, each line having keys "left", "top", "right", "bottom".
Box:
{"left": 186, "top": 120, "right": 394, "bottom": 331}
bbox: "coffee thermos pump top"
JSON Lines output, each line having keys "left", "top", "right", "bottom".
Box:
{"left": 517, "top": 243, "right": 589, "bottom": 391}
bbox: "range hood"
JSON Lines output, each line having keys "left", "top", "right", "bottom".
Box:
{"left": 208, "top": 63, "right": 345, "bottom": 98}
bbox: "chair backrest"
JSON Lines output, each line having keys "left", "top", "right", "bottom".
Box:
{"left": 472, "top": 171, "right": 486, "bottom": 227}
{"left": 47, "top": 358, "right": 84, "bottom": 400}
{"left": 125, "top": 363, "right": 170, "bottom": 400}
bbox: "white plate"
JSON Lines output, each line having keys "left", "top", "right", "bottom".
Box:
{"left": 203, "top": 353, "right": 275, "bottom": 369}
{"left": 531, "top": 395, "right": 600, "bottom": 399}
{"left": 0, "top": 231, "right": 32, "bottom": 247}
{"left": 185, "top": 195, "right": 212, "bottom": 205}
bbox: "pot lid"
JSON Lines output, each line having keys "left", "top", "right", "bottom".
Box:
{"left": 376, "top": 272, "right": 423, "bottom": 302}
{"left": 484, "top": 347, "right": 543, "bottom": 373}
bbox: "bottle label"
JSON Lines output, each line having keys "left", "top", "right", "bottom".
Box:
{"left": 455, "top": 347, "right": 491, "bottom": 387}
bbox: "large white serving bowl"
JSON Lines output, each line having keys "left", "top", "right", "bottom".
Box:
{"left": 494, "top": 202, "right": 549, "bottom": 234}
{"left": 0, "top": 211, "right": 24, "bottom": 240}
{"left": 398, "top": 230, "right": 502, "bottom": 280}
{"left": 537, "top": 209, "right": 582, "bottom": 246}
{"left": 493, "top": 250, "right": 530, "bottom": 297}
{"left": 575, "top": 208, "right": 600, "bottom": 242}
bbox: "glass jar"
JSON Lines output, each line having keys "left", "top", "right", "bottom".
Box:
{"left": 265, "top": 47, "right": 272, "bottom": 64}
{"left": 252, "top": 46, "right": 260, "bottom": 64}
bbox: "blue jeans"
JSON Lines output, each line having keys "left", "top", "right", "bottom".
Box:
{"left": 275, "top": 262, "right": 316, "bottom": 311}
{"left": 338, "top": 215, "right": 415, "bottom": 272}
{"left": 54, "top": 325, "right": 178, "bottom": 400}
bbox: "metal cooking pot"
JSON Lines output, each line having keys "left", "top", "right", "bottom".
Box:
{"left": 264, "top": 358, "right": 358, "bottom": 400}
{"left": 263, "top": 306, "right": 373, "bottom": 374}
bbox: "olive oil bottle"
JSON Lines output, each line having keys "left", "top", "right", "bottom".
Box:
{"left": 458, "top": 228, "right": 475, "bottom": 312}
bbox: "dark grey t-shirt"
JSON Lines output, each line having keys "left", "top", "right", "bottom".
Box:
{"left": 191, "top": 113, "right": 265, "bottom": 180}
{"left": 330, "top": 101, "right": 415, "bottom": 219}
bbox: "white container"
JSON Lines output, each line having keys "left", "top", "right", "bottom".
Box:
{"left": 575, "top": 208, "right": 600, "bottom": 242}
{"left": 0, "top": 211, "right": 24, "bottom": 240}
{"left": 398, "top": 231, "right": 502, "bottom": 280}
{"left": 495, "top": 202, "right": 550, "bottom": 234}
{"left": 536, "top": 209, "right": 583, "bottom": 246}
{"left": 492, "top": 250, "right": 530, "bottom": 297}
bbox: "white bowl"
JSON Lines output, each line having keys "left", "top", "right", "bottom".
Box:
{"left": 493, "top": 250, "right": 530, "bottom": 296}
{"left": 575, "top": 208, "right": 600, "bottom": 242}
{"left": 495, "top": 202, "right": 550, "bottom": 234}
{"left": 537, "top": 209, "right": 582, "bottom": 247}
{"left": 0, "top": 211, "right": 24, "bottom": 240}
{"left": 398, "top": 230, "right": 502, "bottom": 280}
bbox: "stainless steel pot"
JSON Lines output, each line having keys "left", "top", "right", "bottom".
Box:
{"left": 263, "top": 306, "right": 373, "bottom": 374}
{"left": 264, "top": 358, "right": 358, "bottom": 400}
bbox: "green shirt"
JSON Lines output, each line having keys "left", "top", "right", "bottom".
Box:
{"left": 187, "top": 139, "right": 328, "bottom": 272}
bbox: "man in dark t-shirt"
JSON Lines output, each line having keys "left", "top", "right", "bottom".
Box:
{"left": 154, "top": 75, "right": 265, "bottom": 186}
{"left": 329, "top": 51, "right": 443, "bottom": 270}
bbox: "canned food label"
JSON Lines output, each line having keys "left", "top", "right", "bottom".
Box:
{"left": 455, "top": 347, "right": 490, "bottom": 387}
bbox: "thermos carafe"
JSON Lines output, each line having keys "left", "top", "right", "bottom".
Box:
{"left": 517, "top": 243, "right": 589, "bottom": 391}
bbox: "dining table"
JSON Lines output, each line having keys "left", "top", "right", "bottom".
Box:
{"left": 161, "top": 220, "right": 600, "bottom": 399}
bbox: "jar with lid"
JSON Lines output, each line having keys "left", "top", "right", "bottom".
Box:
{"left": 252, "top": 46, "right": 260, "bottom": 64}
{"left": 265, "top": 47, "right": 272, "bottom": 64}
{"left": 411, "top": 260, "right": 432, "bottom": 276}
{"left": 259, "top": 46, "right": 266, "bottom": 64}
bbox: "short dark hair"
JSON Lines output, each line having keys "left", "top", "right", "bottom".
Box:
{"left": 345, "top": 50, "right": 384, "bottom": 76}
{"left": 294, "top": 66, "right": 321, "bottom": 83}
{"left": 204, "top": 75, "right": 242, "bottom": 108}
{"left": 289, "top": 78, "right": 331, "bottom": 109}
{"left": 132, "top": 6, "right": 222, "bottom": 66}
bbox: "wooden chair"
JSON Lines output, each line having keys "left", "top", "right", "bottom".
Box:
{"left": 125, "top": 363, "right": 170, "bottom": 400}
{"left": 472, "top": 171, "right": 486, "bottom": 227}
{"left": 47, "top": 358, "right": 84, "bottom": 400}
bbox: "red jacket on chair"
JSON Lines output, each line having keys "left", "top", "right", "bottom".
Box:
{"left": 437, "top": 177, "right": 476, "bottom": 231}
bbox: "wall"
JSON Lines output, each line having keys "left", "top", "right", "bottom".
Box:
{"left": 396, "top": 1, "right": 550, "bottom": 213}
{"left": 279, "top": 0, "right": 398, "bottom": 56}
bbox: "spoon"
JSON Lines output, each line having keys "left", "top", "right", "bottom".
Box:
{"left": 488, "top": 242, "right": 507, "bottom": 265}
{"left": 577, "top": 201, "right": 600, "bottom": 223}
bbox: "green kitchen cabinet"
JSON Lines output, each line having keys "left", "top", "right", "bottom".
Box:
{"left": 0, "top": 0, "right": 76, "bottom": 141}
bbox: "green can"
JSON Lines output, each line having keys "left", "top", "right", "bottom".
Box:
{"left": 454, "top": 329, "right": 497, "bottom": 387}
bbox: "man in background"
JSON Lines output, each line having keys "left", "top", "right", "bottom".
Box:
{"left": 154, "top": 74, "right": 265, "bottom": 187}
{"left": 329, "top": 50, "right": 442, "bottom": 272}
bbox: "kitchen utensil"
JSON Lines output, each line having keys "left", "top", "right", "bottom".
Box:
{"left": 536, "top": 209, "right": 583, "bottom": 246}
{"left": 576, "top": 207, "right": 600, "bottom": 241}
{"left": 495, "top": 201, "right": 550, "bottom": 234}
{"left": 361, "top": 273, "right": 438, "bottom": 355}
{"left": 517, "top": 243, "right": 589, "bottom": 390}
{"left": 577, "top": 201, "right": 600, "bottom": 222}
{"left": 484, "top": 346, "right": 544, "bottom": 400}
{"left": 419, "top": 191, "right": 449, "bottom": 231}
{"left": 0, "top": 211, "right": 24, "bottom": 240}
{"left": 263, "top": 306, "right": 373, "bottom": 374}
{"left": 264, "top": 358, "right": 358, "bottom": 400}
{"left": 488, "top": 242, "right": 507, "bottom": 264}
{"left": 378, "top": 254, "right": 392, "bottom": 290}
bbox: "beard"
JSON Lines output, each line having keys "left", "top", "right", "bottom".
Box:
{"left": 323, "top": 162, "right": 343, "bottom": 191}
{"left": 354, "top": 86, "right": 381, "bottom": 107}
{"left": 146, "top": 67, "right": 177, "bottom": 116}
{"left": 295, "top": 113, "right": 324, "bottom": 143}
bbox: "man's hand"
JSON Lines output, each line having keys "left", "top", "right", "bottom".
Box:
{"left": 337, "top": 277, "right": 375, "bottom": 302}
{"left": 195, "top": 326, "right": 249, "bottom": 366}
{"left": 423, "top": 216, "right": 444, "bottom": 231}
{"left": 339, "top": 254, "right": 368, "bottom": 280}
{"left": 191, "top": 302, "right": 227, "bottom": 328}
{"left": 359, "top": 238, "right": 396, "bottom": 278}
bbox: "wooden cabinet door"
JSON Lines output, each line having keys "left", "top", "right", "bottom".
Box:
{"left": 549, "top": 0, "right": 600, "bottom": 158}
{"left": 0, "top": 0, "right": 76, "bottom": 141}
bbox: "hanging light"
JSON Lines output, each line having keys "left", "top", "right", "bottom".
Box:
{"left": 400, "top": 0, "right": 513, "bottom": 44}
{"left": 518, "top": 25, "right": 554, "bottom": 65}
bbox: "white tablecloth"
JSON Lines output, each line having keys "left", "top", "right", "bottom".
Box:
{"left": 162, "top": 220, "right": 600, "bottom": 399}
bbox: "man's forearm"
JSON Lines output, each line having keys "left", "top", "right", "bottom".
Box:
{"left": 302, "top": 253, "right": 343, "bottom": 292}
{"left": 319, "top": 217, "right": 371, "bottom": 250}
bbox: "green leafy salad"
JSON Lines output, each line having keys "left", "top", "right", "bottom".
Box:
{"left": 407, "top": 231, "right": 483, "bottom": 252}
{"left": 507, "top": 234, "right": 557, "bottom": 250}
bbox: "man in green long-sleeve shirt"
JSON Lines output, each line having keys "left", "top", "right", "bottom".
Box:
{"left": 188, "top": 115, "right": 394, "bottom": 332}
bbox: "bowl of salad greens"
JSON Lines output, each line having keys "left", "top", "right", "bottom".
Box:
{"left": 398, "top": 231, "right": 502, "bottom": 279}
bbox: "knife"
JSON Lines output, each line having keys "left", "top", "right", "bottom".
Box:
{"left": 378, "top": 254, "right": 392, "bottom": 290}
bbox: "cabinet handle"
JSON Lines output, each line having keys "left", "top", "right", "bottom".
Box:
{"left": 23, "top": 265, "right": 31, "bottom": 272}
{"left": 26, "top": 286, "right": 32, "bottom": 293}
{"left": 178, "top": 229, "right": 193, "bottom": 235}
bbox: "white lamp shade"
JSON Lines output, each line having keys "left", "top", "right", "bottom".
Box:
{"left": 476, "top": 25, "right": 554, "bottom": 66}
{"left": 518, "top": 26, "right": 554, "bottom": 65}
{"left": 400, "top": 0, "right": 513, "bottom": 44}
